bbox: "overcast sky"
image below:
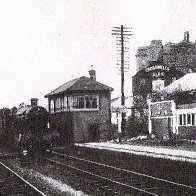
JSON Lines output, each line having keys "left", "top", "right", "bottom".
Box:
{"left": 0, "top": 0, "right": 195, "bottom": 108}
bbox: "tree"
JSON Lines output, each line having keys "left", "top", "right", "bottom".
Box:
{"left": 125, "top": 115, "right": 148, "bottom": 138}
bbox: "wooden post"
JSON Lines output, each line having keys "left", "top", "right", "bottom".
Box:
{"left": 171, "top": 100, "right": 176, "bottom": 134}
{"left": 112, "top": 25, "right": 132, "bottom": 139}
{"left": 120, "top": 25, "right": 126, "bottom": 138}
{"left": 148, "top": 99, "right": 152, "bottom": 136}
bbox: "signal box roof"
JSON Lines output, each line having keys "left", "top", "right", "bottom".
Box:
{"left": 45, "top": 76, "right": 113, "bottom": 98}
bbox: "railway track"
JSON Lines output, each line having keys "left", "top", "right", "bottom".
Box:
{"left": 43, "top": 150, "right": 196, "bottom": 195}
{"left": 0, "top": 161, "right": 46, "bottom": 196}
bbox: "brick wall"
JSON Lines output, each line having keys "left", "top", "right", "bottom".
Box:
{"left": 136, "top": 39, "right": 196, "bottom": 73}
{"left": 49, "top": 92, "right": 112, "bottom": 144}
{"left": 178, "top": 126, "right": 196, "bottom": 140}
{"left": 73, "top": 92, "right": 111, "bottom": 143}
{"left": 136, "top": 40, "right": 163, "bottom": 71}
{"left": 152, "top": 118, "right": 172, "bottom": 138}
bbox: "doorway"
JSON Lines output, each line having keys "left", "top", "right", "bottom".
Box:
{"left": 88, "top": 123, "right": 100, "bottom": 142}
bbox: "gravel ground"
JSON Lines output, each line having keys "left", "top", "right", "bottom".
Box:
{"left": 2, "top": 157, "right": 87, "bottom": 196}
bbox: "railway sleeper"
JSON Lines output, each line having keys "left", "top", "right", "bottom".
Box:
{"left": 145, "top": 182, "right": 195, "bottom": 195}
{"left": 100, "top": 187, "right": 115, "bottom": 195}
{"left": 145, "top": 185, "right": 190, "bottom": 195}
{"left": 2, "top": 184, "right": 26, "bottom": 191}
{"left": 0, "top": 184, "right": 25, "bottom": 191}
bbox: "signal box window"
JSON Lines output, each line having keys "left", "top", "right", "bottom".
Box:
{"left": 70, "top": 95, "right": 98, "bottom": 110}
{"left": 56, "top": 98, "right": 61, "bottom": 112}
{"left": 50, "top": 95, "right": 99, "bottom": 113}
{"left": 50, "top": 99, "right": 55, "bottom": 113}
{"left": 79, "top": 97, "right": 85, "bottom": 108}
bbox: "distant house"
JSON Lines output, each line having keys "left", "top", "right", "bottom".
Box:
{"left": 149, "top": 72, "right": 196, "bottom": 140}
{"left": 45, "top": 68, "right": 113, "bottom": 144}
{"left": 111, "top": 96, "right": 133, "bottom": 125}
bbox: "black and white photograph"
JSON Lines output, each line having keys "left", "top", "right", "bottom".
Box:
{"left": 0, "top": 0, "right": 196, "bottom": 195}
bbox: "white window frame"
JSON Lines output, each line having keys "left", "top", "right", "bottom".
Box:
{"left": 178, "top": 113, "right": 196, "bottom": 126}
{"left": 55, "top": 97, "right": 61, "bottom": 112}
{"left": 50, "top": 94, "right": 99, "bottom": 113}
{"left": 69, "top": 95, "right": 99, "bottom": 111}
{"left": 50, "top": 99, "right": 55, "bottom": 114}
{"left": 179, "top": 114, "right": 183, "bottom": 126}
{"left": 192, "top": 113, "right": 195, "bottom": 126}
{"left": 62, "top": 96, "right": 68, "bottom": 111}
{"left": 187, "top": 113, "right": 192, "bottom": 125}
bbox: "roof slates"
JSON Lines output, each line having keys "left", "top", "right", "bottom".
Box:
{"left": 45, "top": 76, "right": 113, "bottom": 97}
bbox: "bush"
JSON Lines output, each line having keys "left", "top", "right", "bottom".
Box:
{"left": 109, "top": 123, "right": 119, "bottom": 140}
{"left": 125, "top": 116, "right": 148, "bottom": 138}
{"left": 0, "top": 131, "right": 15, "bottom": 148}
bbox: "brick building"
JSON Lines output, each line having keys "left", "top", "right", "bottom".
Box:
{"left": 149, "top": 73, "right": 196, "bottom": 140}
{"left": 136, "top": 32, "right": 196, "bottom": 73}
{"left": 45, "top": 68, "right": 113, "bottom": 144}
{"left": 132, "top": 32, "right": 196, "bottom": 124}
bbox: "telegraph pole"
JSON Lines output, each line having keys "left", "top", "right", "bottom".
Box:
{"left": 112, "top": 25, "right": 132, "bottom": 138}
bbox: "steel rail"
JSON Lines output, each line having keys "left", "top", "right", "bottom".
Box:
{"left": 50, "top": 150, "right": 196, "bottom": 191}
{"left": 43, "top": 156, "right": 158, "bottom": 196}
{"left": 0, "top": 161, "right": 46, "bottom": 196}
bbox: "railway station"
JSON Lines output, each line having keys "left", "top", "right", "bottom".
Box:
{"left": 0, "top": 1, "right": 196, "bottom": 195}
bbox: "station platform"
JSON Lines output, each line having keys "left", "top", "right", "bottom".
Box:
{"left": 76, "top": 142, "right": 196, "bottom": 163}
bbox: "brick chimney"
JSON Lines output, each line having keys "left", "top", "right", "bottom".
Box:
{"left": 31, "top": 98, "right": 38, "bottom": 107}
{"left": 89, "top": 65, "right": 96, "bottom": 81}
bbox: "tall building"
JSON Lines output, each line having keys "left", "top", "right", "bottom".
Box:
{"left": 136, "top": 32, "right": 196, "bottom": 73}
{"left": 132, "top": 32, "right": 196, "bottom": 124}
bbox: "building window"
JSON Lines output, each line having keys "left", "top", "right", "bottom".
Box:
{"left": 70, "top": 95, "right": 99, "bottom": 110}
{"left": 92, "top": 97, "right": 98, "bottom": 108}
{"left": 85, "top": 96, "right": 91, "bottom": 108}
{"left": 152, "top": 79, "right": 165, "bottom": 92}
{"left": 71, "top": 96, "right": 85, "bottom": 109}
{"left": 187, "top": 114, "right": 191, "bottom": 125}
{"left": 179, "top": 113, "right": 196, "bottom": 126}
{"left": 60, "top": 96, "right": 68, "bottom": 111}
{"left": 183, "top": 114, "right": 186, "bottom": 125}
{"left": 60, "top": 97, "right": 64, "bottom": 110}
{"left": 192, "top": 114, "right": 195, "bottom": 125}
{"left": 63, "top": 96, "right": 68, "bottom": 111}
{"left": 179, "top": 114, "right": 182, "bottom": 126}
{"left": 72, "top": 96, "right": 78, "bottom": 109}
{"left": 50, "top": 99, "right": 55, "bottom": 113}
{"left": 55, "top": 97, "right": 61, "bottom": 112}
{"left": 79, "top": 97, "right": 85, "bottom": 108}
{"left": 50, "top": 95, "right": 99, "bottom": 113}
